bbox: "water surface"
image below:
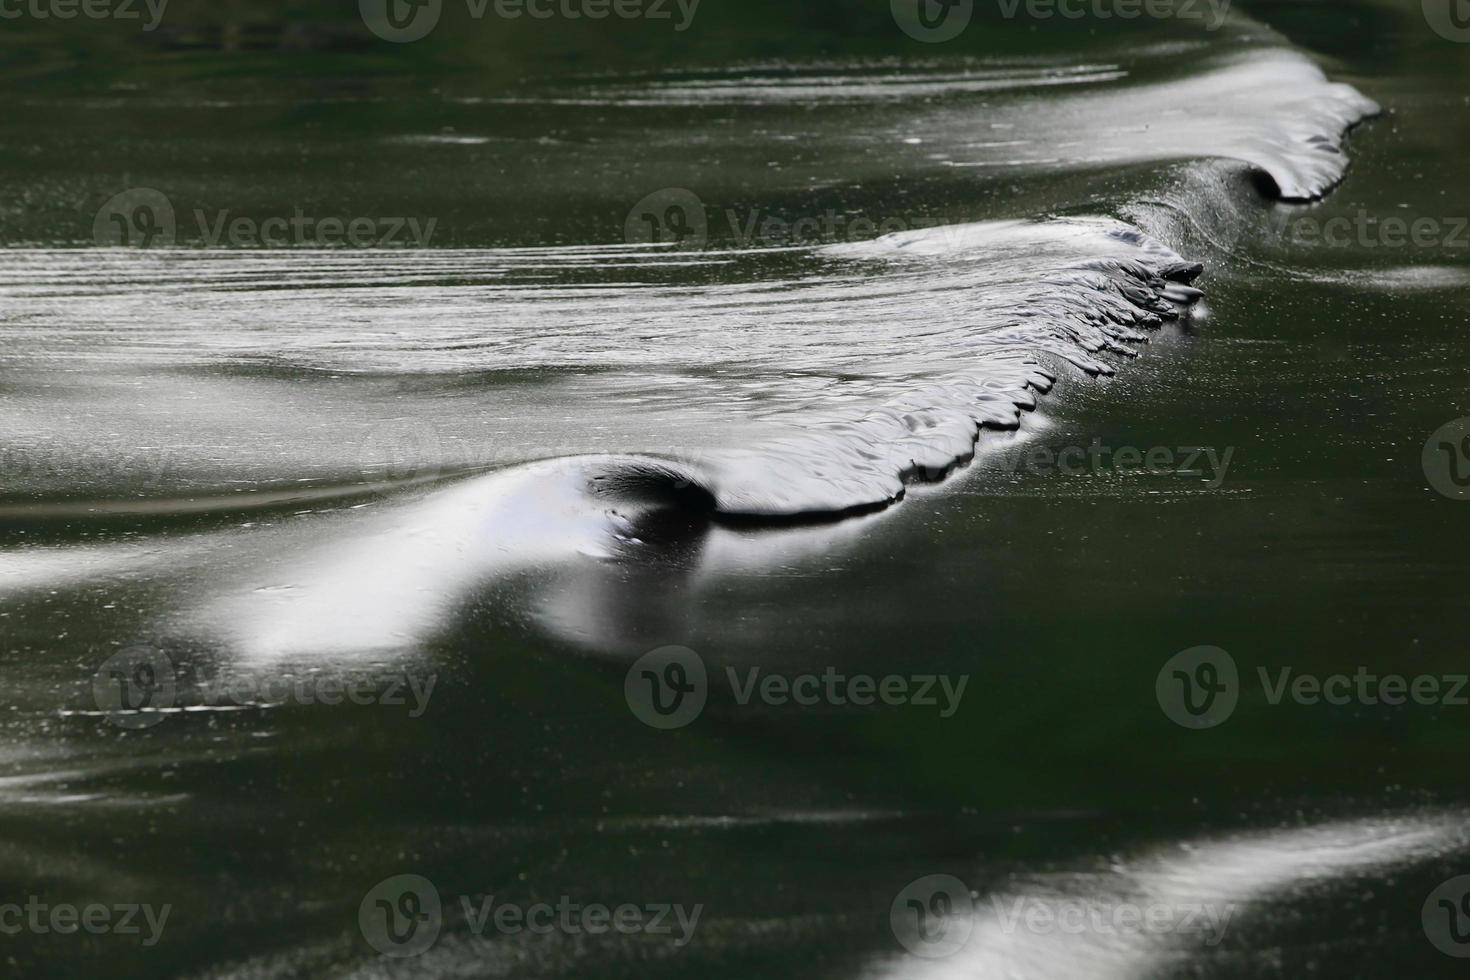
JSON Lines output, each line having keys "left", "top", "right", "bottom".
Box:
{"left": 2, "top": 1, "right": 1469, "bottom": 977}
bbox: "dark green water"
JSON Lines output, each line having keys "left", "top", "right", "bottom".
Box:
{"left": 1, "top": 1, "right": 1469, "bottom": 978}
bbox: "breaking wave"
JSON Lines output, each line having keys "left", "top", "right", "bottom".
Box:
{"left": 0, "top": 38, "right": 1378, "bottom": 656}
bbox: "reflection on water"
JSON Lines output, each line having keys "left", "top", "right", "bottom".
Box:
{"left": 873, "top": 815, "right": 1470, "bottom": 980}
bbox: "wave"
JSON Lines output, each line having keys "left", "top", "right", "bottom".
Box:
{"left": 0, "top": 40, "right": 1380, "bottom": 658}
